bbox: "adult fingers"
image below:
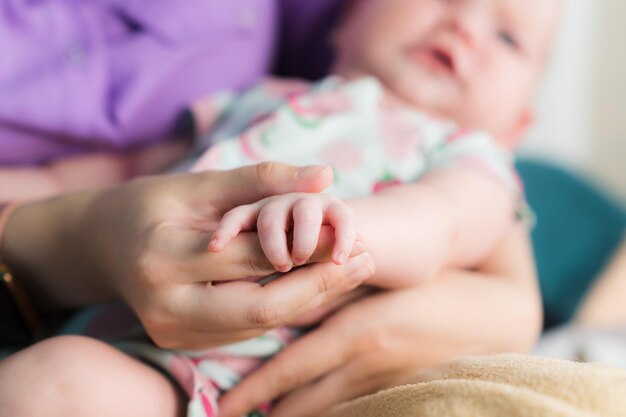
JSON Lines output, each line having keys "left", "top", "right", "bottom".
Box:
{"left": 269, "top": 358, "right": 402, "bottom": 417}
{"left": 218, "top": 320, "right": 360, "bottom": 417}
{"left": 252, "top": 253, "right": 375, "bottom": 327}
{"left": 197, "top": 163, "right": 334, "bottom": 209}
{"left": 291, "top": 197, "right": 324, "bottom": 266}
{"left": 185, "top": 233, "right": 276, "bottom": 282}
{"left": 185, "top": 228, "right": 365, "bottom": 284}
{"left": 181, "top": 253, "right": 374, "bottom": 334}
{"left": 149, "top": 321, "right": 266, "bottom": 350}
{"left": 286, "top": 286, "right": 376, "bottom": 327}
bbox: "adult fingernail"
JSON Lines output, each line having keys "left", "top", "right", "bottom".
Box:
{"left": 345, "top": 253, "right": 375, "bottom": 283}
{"left": 296, "top": 165, "right": 329, "bottom": 180}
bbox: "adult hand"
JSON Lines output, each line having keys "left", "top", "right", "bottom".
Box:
{"left": 219, "top": 288, "right": 425, "bottom": 417}
{"left": 219, "top": 227, "right": 541, "bottom": 417}
{"left": 1, "top": 162, "right": 375, "bottom": 349}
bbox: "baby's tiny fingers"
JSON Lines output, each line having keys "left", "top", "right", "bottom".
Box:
{"left": 257, "top": 201, "right": 293, "bottom": 273}
{"left": 209, "top": 205, "right": 258, "bottom": 252}
{"left": 292, "top": 197, "right": 324, "bottom": 266}
{"left": 326, "top": 200, "right": 357, "bottom": 265}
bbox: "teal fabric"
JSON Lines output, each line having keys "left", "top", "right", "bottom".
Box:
{"left": 516, "top": 159, "right": 626, "bottom": 329}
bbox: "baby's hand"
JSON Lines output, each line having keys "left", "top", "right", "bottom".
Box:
{"left": 209, "top": 193, "right": 356, "bottom": 272}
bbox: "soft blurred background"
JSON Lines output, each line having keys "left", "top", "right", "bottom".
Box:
{"left": 522, "top": 0, "right": 626, "bottom": 202}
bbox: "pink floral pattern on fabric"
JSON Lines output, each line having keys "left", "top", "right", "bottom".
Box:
{"left": 372, "top": 176, "right": 402, "bottom": 194}
{"left": 287, "top": 91, "right": 353, "bottom": 128}
{"left": 446, "top": 128, "right": 474, "bottom": 144}
{"left": 237, "top": 123, "right": 275, "bottom": 162}
{"left": 170, "top": 356, "right": 221, "bottom": 417}
{"left": 379, "top": 112, "right": 423, "bottom": 161}
{"left": 319, "top": 140, "right": 364, "bottom": 170}
{"left": 192, "top": 145, "right": 225, "bottom": 173}
{"left": 262, "top": 77, "right": 311, "bottom": 100}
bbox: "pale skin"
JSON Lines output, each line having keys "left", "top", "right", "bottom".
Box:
{"left": 209, "top": 192, "right": 357, "bottom": 271}
{"left": 0, "top": 1, "right": 558, "bottom": 417}
{"left": 0, "top": 163, "right": 377, "bottom": 417}
{"left": 212, "top": 165, "right": 515, "bottom": 289}
{"left": 576, "top": 237, "right": 626, "bottom": 328}
{"left": 217, "top": 0, "right": 559, "bottom": 415}
{"left": 220, "top": 225, "right": 542, "bottom": 417}
{"left": 0, "top": 215, "right": 540, "bottom": 417}
{"left": 210, "top": 0, "right": 560, "bottom": 291}
{"left": 332, "top": 0, "right": 559, "bottom": 142}
{"left": 0, "top": 137, "right": 191, "bottom": 202}
{"left": 0, "top": 163, "right": 373, "bottom": 349}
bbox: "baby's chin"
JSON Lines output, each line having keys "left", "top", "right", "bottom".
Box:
{"left": 379, "top": 85, "right": 502, "bottom": 137}
{"left": 378, "top": 80, "right": 457, "bottom": 121}
{"left": 332, "top": 65, "right": 484, "bottom": 131}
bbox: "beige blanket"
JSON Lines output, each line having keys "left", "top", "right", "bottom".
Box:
{"left": 322, "top": 355, "right": 626, "bottom": 417}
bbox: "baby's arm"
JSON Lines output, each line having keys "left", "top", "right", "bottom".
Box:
{"left": 209, "top": 193, "right": 357, "bottom": 272}
{"left": 348, "top": 165, "right": 516, "bottom": 288}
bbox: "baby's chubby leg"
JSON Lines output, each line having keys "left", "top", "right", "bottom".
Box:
{"left": 0, "top": 335, "right": 185, "bottom": 417}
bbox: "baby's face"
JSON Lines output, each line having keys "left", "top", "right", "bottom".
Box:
{"left": 333, "top": 0, "right": 559, "bottom": 142}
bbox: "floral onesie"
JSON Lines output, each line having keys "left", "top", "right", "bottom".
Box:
{"left": 188, "top": 76, "right": 521, "bottom": 200}
{"left": 63, "top": 76, "right": 527, "bottom": 417}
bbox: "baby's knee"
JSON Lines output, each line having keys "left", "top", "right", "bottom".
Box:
{"left": 0, "top": 336, "right": 120, "bottom": 416}
{"left": 0, "top": 335, "right": 182, "bottom": 417}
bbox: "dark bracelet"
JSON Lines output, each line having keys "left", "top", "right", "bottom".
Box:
{"left": 0, "top": 264, "right": 37, "bottom": 347}
{"left": 0, "top": 263, "right": 41, "bottom": 343}
{"left": 0, "top": 202, "right": 41, "bottom": 347}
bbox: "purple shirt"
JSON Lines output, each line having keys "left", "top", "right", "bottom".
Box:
{"left": 0, "top": 0, "right": 343, "bottom": 165}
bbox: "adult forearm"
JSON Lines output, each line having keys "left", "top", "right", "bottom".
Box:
{"left": 576, "top": 237, "right": 626, "bottom": 327}
{"left": 0, "top": 138, "right": 191, "bottom": 203}
{"left": 217, "top": 227, "right": 542, "bottom": 417}
{"left": 397, "top": 226, "right": 542, "bottom": 366}
{"left": 0, "top": 168, "right": 62, "bottom": 202}
{"left": 0, "top": 191, "right": 115, "bottom": 312}
{"left": 397, "top": 268, "right": 542, "bottom": 366}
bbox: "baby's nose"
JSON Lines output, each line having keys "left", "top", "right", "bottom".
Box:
{"left": 446, "top": 1, "right": 491, "bottom": 48}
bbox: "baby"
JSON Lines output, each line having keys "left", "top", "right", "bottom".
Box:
{"left": 192, "top": 0, "right": 557, "bottom": 284}
{"left": 74, "top": 1, "right": 560, "bottom": 416}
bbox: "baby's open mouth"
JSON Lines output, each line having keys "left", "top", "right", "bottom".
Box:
{"left": 430, "top": 48, "right": 455, "bottom": 72}
{"left": 407, "top": 45, "right": 458, "bottom": 77}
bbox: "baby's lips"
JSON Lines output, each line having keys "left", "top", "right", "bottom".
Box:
{"left": 406, "top": 40, "right": 468, "bottom": 81}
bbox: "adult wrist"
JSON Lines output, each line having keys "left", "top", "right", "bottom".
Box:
{"left": 0, "top": 202, "right": 22, "bottom": 261}
{"left": 0, "top": 201, "right": 42, "bottom": 343}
